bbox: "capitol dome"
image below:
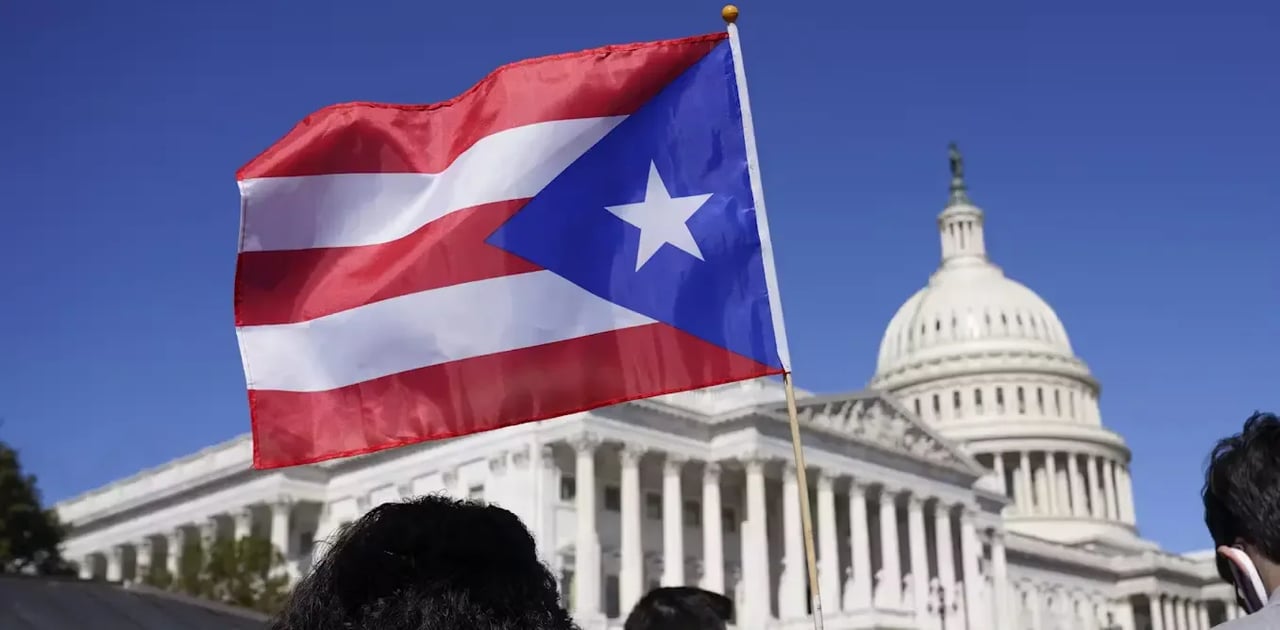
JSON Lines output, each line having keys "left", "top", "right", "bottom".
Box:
{"left": 869, "top": 145, "right": 1139, "bottom": 546}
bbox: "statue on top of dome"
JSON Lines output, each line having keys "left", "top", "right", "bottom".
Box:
{"left": 948, "top": 142, "right": 964, "bottom": 181}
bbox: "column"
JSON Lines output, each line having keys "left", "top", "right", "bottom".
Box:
{"left": 959, "top": 510, "right": 983, "bottom": 630}
{"left": 1105, "top": 460, "right": 1120, "bottom": 521}
{"left": 270, "top": 497, "right": 293, "bottom": 575}
{"left": 779, "top": 463, "right": 806, "bottom": 618}
{"left": 992, "top": 452, "right": 1007, "bottom": 496}
{"left": 1086, "top": 457, "right": 1103, "bottom": 519}
{"left": 934, "top": 502, "right": 956, "bottom": 618}
{"left": 877, "top": 486, "right": 901, "bottom": 608}
{"left": 200, "top": 518, "right": 217, "bottom": 549}
{"left": 662, "top": 455, "right": 686, "bottom": 587}
{"left": 79, "top": 555, "right": 94, "bottom": 580}
{"left": 136, "top": 538, "right": 154, "bottom": 581}
{"left": 1067, "top": 453, "right": 1086, "bottom": 517}
{"left": 620, "top": 445, "right": 645, "bottom": 614}
{"left": 1161, "top": 595, "right": 1174, "bottom": 630}
{"left": 1196, "top": 602, "right": 1209, "bottom": 630}
{"left": 906, "top": 494, "right": 930, "bottom": 621}
{"left": 233, "top": 507, "right": 253, "bottom": 541}
{"left": 1045, "top": 452, "right": 1060, "bottom": 515}
{"left": 1179, "top": 599, "right": 1192, "bottom": 630}
{"left": 991, "top": 532, "right": 1009, "bottom": 630}
{"left": 1147, "top": 595, "right": 1164, "bottom": 630}
{"left": 701, "top": 463, "right": 725, "bottom": 594}
{"left": 572, "top": 434, "right": 602, "bottom": 619}
{"left": 817, "top": 472, "right": 841, "bottom": 614}
{"left": 847, "top": 481, "right": 873, "bottom": 610}
{"left": 1019, "top": 452, "right": 1034, "bottom": 515}
{"left": 165, "top": 529, "right": 182, "bottom": 578}
{"left": 106, "top": 545, "right": 123, "bottom": 582}
{"left": 1118, "top": 465, "right": 1136, "bottom": 525}
{"left": 743, "top": 456, "right": 772, "bottom": 623}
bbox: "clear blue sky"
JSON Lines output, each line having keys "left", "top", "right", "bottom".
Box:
{"left": 1, "top": 0, "right": 1275, "bottom": 554}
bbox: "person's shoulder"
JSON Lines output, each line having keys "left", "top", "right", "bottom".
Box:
{"left": 1216, "top": 607, "right": 1280, "bottom": 630}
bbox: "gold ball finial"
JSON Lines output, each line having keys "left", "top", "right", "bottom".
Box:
{"left": 721, "top": 4, "right": 739, "bottom": 23}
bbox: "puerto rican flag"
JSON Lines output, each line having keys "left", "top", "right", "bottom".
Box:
{"left": 235, "top": 32, "right": 791, "bottom": 469}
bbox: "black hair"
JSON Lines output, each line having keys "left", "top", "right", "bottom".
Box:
{"left": 623, "top": 586, "right": 734, "bottom": 630}
{"left": 270, "top": 495, "right": 577, "bottom": 630}
{"left": 1203, "top": 412, "right": 1280, "bottom": 579}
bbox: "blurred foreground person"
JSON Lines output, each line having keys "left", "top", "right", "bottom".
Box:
{"left": 1204, "top": 411, "right": 1280, "bottom": 628}
{"left": 270, "top": 495, "right": 577, "bottom": 630}
{"left": 624, "top": 586, "right": 734, "bottom": 630}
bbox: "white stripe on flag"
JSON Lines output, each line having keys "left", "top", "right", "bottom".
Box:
{"left": 238, "top": 116, "right": 625, "bottom": 252}
{"left": 235, "top": 271, "right": 656, "bottom": 392}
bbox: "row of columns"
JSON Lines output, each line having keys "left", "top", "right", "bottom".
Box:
{"left": 78, "top": 497, "right": 297, "bottom": 583}
{"left": 1145, "top": 593, "right": 1214, "bottom": 630}
{"left": 911, "top": 382, "right": 1100, "bottom": 427}
{"left": 566, "top": 433, "right": 1003, "bottom": 628}
{"left": 988, "top": 450, "right": 1135, "bottom": 524}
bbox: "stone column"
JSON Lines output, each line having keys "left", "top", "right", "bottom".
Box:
{"left": 959, "top": 510, "right": 983, "bottom": 630}
{"left": 166, "top": 529, "right": 182, "bottom": 578}
{"left": 817, "top": 472, "right": 841, "bottom": 614}
{"left": 1067, "top": 453, "right": 1086, "bottom": 517}
{"left": 992, "top": 452, "right": 1006, "bottom": 496}
{"left": 1105, "top": 460, "right": 1121, "bottom": 521}
{"left": 1018, "top": 452, "right": 1034, "bottom": 515}
{"left": 661, "top": 455, "right": 686, "bottom": 587}
{"left": 200, "top": 518, "right": 218, "bottom": 549}
{"left": 934, "top": 502, "right": 956, "bottom": 617}
{"left": 1118, "top": 465, "right": 1136, "bottom": 525}
{"left": 701, "top": 463, "right": 725, "bottom": 594}
{"left": 991, "top": 531, "right": 1009, "bottom": 630}
{"left": 270, "top": 497, "right": 293, "bottom": 574}
{"left": 1045, "top": 452, "right": 1060, "bottom": 515}
{"left": 572, "top": 433, "right": 602, "bottom": 619}
{"left": 876, "top": 486, "right": 901, "bottom": 608}
{"left": 79, "top": 554, "right": 94, "bottom": 580}
{"left": 234, "top": 507, "right": 254, "bottom": 541}
{"left": 620, "top": 445, "right": 645, "bottom": 614}
{"left": 1155, "top": 595, "right": 1170, "bottom": 630}
{"left": 847, "top": 480, "right": 873, "bottom": 610}
{"left": 1196, "top": 601, "right": 1209, "bottom": 630}
{"left": 136, "top": 538, "right": 154, "bottom": 581}
{"left": 1086, "top": 457, "right": 1103, "bottom": 519}
{"left": 106, "top": 545, "right": 124, "bottom": 582}
{"left": 744, "top": 456, "right": 772, "bottom": 623}
{"left": 906, "top": 494, "right": 930, "bottom": 621}
{"left": 1179, "top": 598, "right": 1192, "bottom": 630}
{"left": 779, "top": 463, "right": 806, "bottom": 618}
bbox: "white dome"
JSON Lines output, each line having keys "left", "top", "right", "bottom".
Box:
{"left": 875, "top": 258, "right": 1074, "bottom": 375}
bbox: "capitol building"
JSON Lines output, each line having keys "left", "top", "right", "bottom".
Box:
{"left": 57, "top": 152, "right": 1239, "bottom": 629}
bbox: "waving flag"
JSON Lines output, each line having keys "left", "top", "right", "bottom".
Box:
{"left": 236, "top": 32, "right": 790, "bottom": 469}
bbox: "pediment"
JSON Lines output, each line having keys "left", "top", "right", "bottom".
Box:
{"left": 755, "top": 390, "right": 985, "bottom": 476}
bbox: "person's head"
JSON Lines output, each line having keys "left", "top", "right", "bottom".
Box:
{"left": 270, "top": 495, "right": 577, "bottom": 630}
{"left": 1203, "top": 412, "right": 1280, "bottom": 595}
{"left": 623, "top": 586, "right": 734, "bottom": 630}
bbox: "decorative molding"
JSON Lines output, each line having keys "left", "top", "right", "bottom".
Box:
{"left": 569, "top": 432, "right": 601, "bottom": 453}
{"left": 488, "top": 452, "right": 509, "bottom": 474}
{"left": 510, "top": 446, "right": 531, "bottom": 469}
{"left": 663, "top": 453, "right": 687, "bottom": 473}
{"left": 787, "top": 394, "right": 974, "bottom": 471}
{"left": 619, "top": 445, "right": 647, "bottom": 465}
{"left": 441, "top": 469, "right": 459, "bottom": 488}
{"left": 396, "top": 483, "right": 414, "bottom": 500}
{"left": 540, "top": 445, "right": 558, "bottom": 470}
{"left": 703, "top": 462, "right": 721, "bottom": 481}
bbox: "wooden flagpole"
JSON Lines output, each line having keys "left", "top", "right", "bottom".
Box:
{"left": 723, "top": 6, "right": 825, "bottom": 629}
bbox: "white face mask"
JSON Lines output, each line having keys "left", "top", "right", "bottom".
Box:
{"left": 1220, "top": 545, "right": 1270, "bottom": 614}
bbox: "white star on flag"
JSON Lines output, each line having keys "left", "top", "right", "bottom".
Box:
{"left": 605, "top": 162, "right": 712, "bottom": 271}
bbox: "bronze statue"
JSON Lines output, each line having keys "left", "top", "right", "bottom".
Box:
{"left": 948, "top": 142, "right": 964, "bottom": 181}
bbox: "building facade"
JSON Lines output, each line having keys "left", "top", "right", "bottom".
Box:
{"left": 57, "top": 152, "right": 1239, "bottom": 629}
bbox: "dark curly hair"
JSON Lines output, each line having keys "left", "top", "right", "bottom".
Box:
{"left": 1203, "top": 412, "right": 1280, "bottom": 581}
{"left": 270, "top": 495, "right": 577, "bottom": 630}
{"left": 623, "top": 586, "right": 734, "bottom": 630}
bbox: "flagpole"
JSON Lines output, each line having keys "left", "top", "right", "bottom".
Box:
{"left": 723, "top": 6, "right": 825, "bottom": 630}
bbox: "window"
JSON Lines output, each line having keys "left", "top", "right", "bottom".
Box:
{"left": 645, "top": 492, "right": 662, "bottom": 519}
{"left": 974, "top": 389, "right": 984, "bottom": 413}
{"left": 952, "top": 391, "right": 962, "bottom": 417}
{"left": 560, "top": 476, "right": 576, "bottom": 501}
{"left": 722, "top": 507, "right": 738, "bottom": 533}
{"left": 559, "top": 569, "right": 574, "bottom": 608}
{"left": 604, "top": 485, "right": 621, "bottom": 512}
{"left": 468, "top": 484, "right": 485, "bottom": 500}
{"left": 913, "top": 398, "right": 922, "bottom": 417}
{"left": 1036, "top": 388, "right": 1045, "bottom": 414}
{"left": 932, "top": 394, "right": 941, "bottom": 416}
{"left": 1016, "top": 387, "right": 1026, "bottom": 414}
{"left": 684, "top": 500, "right": 702, "bottom": 526}
{"left": 996, "top": 387, "right": 1005, "bottom": 413}
{"left": 298, "top": 531, "right": 314, "bottom": 555}
{"left": 606, "top": 575, "right": 621, "bottom": 619}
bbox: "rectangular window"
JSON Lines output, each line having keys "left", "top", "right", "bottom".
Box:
{"left": 468, "top": 484, "right": 485, "bottom": 500}
{"left": 722, "top": 507, "right": 738, "bottom": 533}
{"left": 645, "top": 492, "right": 662, "bottom": 519}
{"left": 974, "top": 389, "right": 984, "bottom": 413}
{"left": 684, "top": 500, "right": 702, "bottom": 526}
{"left": 604, "top": 485, "right": 621, "bottom": 512}
{"left": 605, "top": 575, "right": 621, "bottom": 618}
{"left": 560, "top": 476, "right": 576, "bottom": 502}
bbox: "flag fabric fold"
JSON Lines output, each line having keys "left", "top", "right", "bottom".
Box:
{"left": 236, "top": 32, "right": 790, "bottom": 469}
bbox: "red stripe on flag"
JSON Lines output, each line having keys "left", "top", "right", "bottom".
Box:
{"left": 235, "top": 199, "right": 537, "bottom": 326}
{"left": 249, "top": 322, "right": 781, "bottom": 469}
{"left": 238, "top": 33, "right": 727, "bottom": 179}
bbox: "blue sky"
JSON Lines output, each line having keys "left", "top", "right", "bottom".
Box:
{"left": 1, "top": 0, "right": 1275, "bottom": 554}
